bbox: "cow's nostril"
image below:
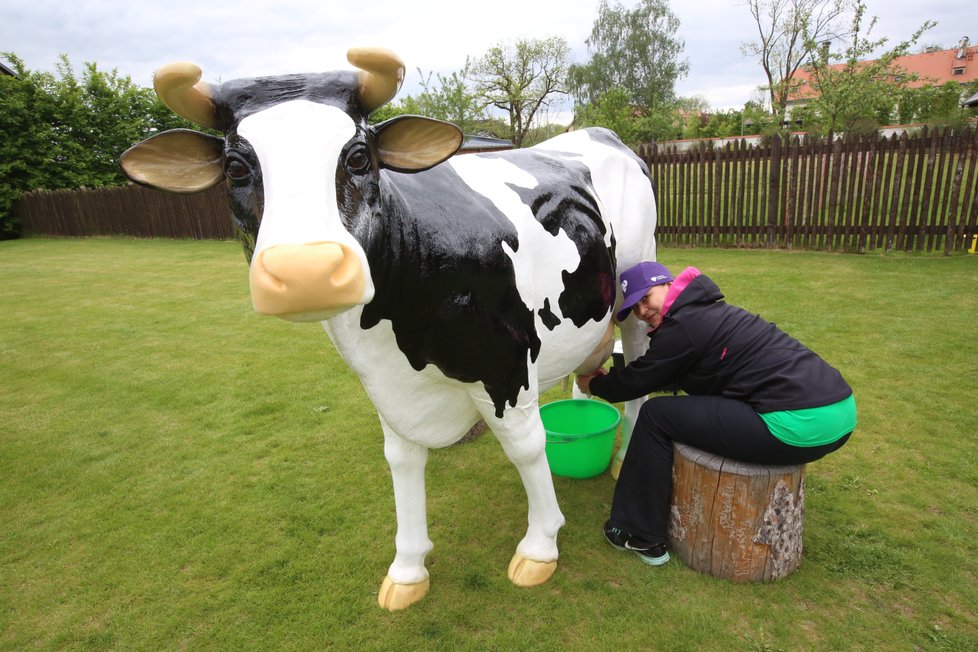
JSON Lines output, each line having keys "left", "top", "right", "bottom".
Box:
{"left": 250, "top": 242, "right": 366, "bottom": 320}
{"left": 330, "top": 251, "right": 360, "bottom": 285}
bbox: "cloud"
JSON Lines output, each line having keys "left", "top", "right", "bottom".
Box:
{"left": 2, "top": 0, "right": 974, "bottom": 116}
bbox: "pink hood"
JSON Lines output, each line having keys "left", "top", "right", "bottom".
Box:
{"left": 660, "top": 266, "right": 702, "bottom": 318}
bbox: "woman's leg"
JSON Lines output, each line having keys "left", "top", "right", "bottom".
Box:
{"left": 609, "top": 395, "right": 849, "bottom": 544}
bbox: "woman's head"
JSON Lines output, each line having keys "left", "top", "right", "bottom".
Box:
{"left": 616, "top": 261, "right": 674, "bottom": 325}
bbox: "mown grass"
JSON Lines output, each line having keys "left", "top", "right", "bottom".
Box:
{"left": 1, "top": 238, "right": 976, "bottom": 651}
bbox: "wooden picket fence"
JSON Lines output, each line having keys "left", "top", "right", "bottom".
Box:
{"left": 639, "top": 126, "right": 978, "bottom": 254}
{"left": 17, "top": 126, "right": 978, "bottom": 254}
{"left": 18, "top": 183, "right": 235, "bottom": 240}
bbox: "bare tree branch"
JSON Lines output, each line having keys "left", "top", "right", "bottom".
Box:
{"left": 471, "top": 37, "right": 570, "bottom": 147}
{"left": 740, "top": 0, "right": 853, "bottom": 121}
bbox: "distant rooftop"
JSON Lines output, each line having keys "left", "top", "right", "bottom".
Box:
{"left": 789, "top": 39, "right": 978, "bottom": 103}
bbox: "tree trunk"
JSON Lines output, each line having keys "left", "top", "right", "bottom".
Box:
{"left": 668, "top": 443, "right": 805, "bottom": 582}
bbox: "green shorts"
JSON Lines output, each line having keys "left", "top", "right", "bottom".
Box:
{"left": 759, "top": 394, "right": 857, "bottom": 447}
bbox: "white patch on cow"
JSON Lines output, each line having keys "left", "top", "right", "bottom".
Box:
{"left": 532, "top": 130, "right": 658, "bottom": 269}
{"left": 238, "top": 101, "right": 374, "bottom": 300}
{"left": 447, "top": 154, "right": 613, "bottom": 386}
{"left": 323, "top": 310, "right": 481, "bottom": 447}
{"left": 448, "top": 155, "right": 580, "bottom": 315}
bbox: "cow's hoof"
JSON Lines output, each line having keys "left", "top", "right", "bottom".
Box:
{"left": 507, "top": 553, "right": 557, "bottom": 587}
{"left": 610, "top": 457, "right": 623, "bottom": 480}
{"left": 378, "top": 575, "right": 429, "bottom": 610}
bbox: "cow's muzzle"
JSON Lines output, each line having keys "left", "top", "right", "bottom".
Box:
{"left": 250, "top": 242, "right": 366, "bottom": 322}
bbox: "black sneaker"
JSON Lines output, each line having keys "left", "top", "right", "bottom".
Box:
{"left": 603, "top": 521, "right": 670, "bottom": 566}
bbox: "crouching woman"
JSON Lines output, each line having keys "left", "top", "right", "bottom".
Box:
{"left": 577, "top": 262, "right": 856, "bottom": 566}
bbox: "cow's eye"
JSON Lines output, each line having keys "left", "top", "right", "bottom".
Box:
{"left": 225, "top": 157, "right": 251, "bottom": 182}
{"left": 346, "top": 147, "right": 371, "bottom": 175}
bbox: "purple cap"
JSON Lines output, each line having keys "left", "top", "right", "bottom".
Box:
{"left": 616, "top": 261, "right": 674, "bottom": 322}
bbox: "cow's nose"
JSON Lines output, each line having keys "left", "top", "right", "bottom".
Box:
{"left": 250, "top": 242, "right": 366, "bottom": 321}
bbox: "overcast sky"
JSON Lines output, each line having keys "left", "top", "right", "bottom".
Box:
{"left": 3, "top": 0, "right": 973, "bottom": 123}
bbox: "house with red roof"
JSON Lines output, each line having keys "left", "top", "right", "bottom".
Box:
{"left": 787, "top": 36, "right": 978, "bottom": 116}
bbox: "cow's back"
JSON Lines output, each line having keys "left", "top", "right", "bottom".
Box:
{"left": 531, "top": 128, "right": 658, "bottom": 272}
{"left": 526, "top": 128, "right": 658, "bottom": 381}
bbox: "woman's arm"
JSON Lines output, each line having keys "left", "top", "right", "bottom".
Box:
{"left": 587, "top": 324, "right": 696, "bottom": 403}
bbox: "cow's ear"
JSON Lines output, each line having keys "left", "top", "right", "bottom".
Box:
{"left": 374, "top": 116, "right": 463, "bottom": 173}
{"left": 120, "top": 129, "right": 225, "bottom": 193}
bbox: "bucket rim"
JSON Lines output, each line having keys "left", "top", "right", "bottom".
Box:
{"left": 540, "top": 398, "right": 621, "bottom": 440}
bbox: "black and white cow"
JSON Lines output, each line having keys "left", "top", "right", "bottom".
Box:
{"left": 121, "top": 47, "right": 657, "bottom": 610}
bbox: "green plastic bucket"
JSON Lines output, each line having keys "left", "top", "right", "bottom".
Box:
{"left": 541, "top": 399, "right": 621, "bottom": 479}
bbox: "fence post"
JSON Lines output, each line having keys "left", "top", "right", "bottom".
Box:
{"left": 961, "top": 128, "right": 978, "bottom": 253}
{"left": 944, "top": 140, "right": 966, "bottom": 255}
{"left": 735, "top": 139, "right": 748, "bottom": 246}
{"left": 929, "top": 127, "right": 954, "bottom": 253}
{"left": 826, "top": 134, "right": 844, "bottom": 251}
{"left": 712, "top": 146, "right": 723, "bottom": 247}
{"left": 784, "top": 135, "right": 801, "bottom": 249}
{"left": 767, "top": 134, "right": 782, "bottom": 247}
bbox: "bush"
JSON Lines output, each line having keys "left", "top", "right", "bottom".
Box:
{"left": 0, "top": 52, "right": 201, "bottom": 239}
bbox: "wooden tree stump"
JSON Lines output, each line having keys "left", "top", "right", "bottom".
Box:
{"left": 667, "top": 443, "right": 805, "bottom": 582}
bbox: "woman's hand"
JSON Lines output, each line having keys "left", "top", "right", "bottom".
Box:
{"left": 575, "top": 368, "right": 607, "bottom": 396}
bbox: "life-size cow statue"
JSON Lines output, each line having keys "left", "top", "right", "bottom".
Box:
{"left": 121, "top": 47, "right": 657, "bottom": 610}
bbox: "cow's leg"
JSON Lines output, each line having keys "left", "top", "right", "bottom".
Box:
{"left": 611, "top": 317, "right": 649, "bottom": 479}
{"left": 472, "top": 391, "right": 565, "bottom": 587}
{"left": 377, "top": 416, "right": 433, "bottom": 611}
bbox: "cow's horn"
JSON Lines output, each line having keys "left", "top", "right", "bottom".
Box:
{"left": 348, "top": 47, "right": 405, "bottom": 113}
{"left": 154, "top": 62, "right": 220, "bottom": 130}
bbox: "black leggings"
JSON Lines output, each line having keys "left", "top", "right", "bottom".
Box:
{"left": 610, "top": 395, "right": 851, "bottom": 545}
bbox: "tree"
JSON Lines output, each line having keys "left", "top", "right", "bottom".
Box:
{"left": 673, "top": 95, "right": 711, "bottom": 138}
{"left": 573, "top": 88, "right": 682, "bottom": 144}
{"left": 740, "top": 97, "right": 778, "bottom": 135}
{"left": 898, "top": 82, "right": 972, "bottom": 127}
{"left": 371, "top": 61, "right": 489, "bottom": 138}
{"left": 470, "top": 37, "right": 570, "bottom": 148}
{"left": 0, "top": 53, "right": 195, "bottom": 238}
{"left": 794, "top": 4, "right": 934, "bottom": 135}
{"left": 574, "top": 88, "right": 647, "bottom": 143}
{"left": 0, "top": 56, "right": 56, "bottom": 238}
{"left": 741, "top": 0, "right": 853, "bottom": 123}
{"left": 413, "top": 62, "right": 488, "bottom": 137}
{"left": 698, "top": 109, "right": 747, "bottom": 139}
{"left": 962, "top": 80, "right": 978, "bottom": 119}
{"left": 569, "top": 0, "right": 688, "bottom": 110}
{"left": 521, "top": 122, "right": 568, "bottom": 147}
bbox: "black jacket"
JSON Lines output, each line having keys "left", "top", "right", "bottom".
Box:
{"left": 589, "top": 273, "right": 852, "bottom": 413}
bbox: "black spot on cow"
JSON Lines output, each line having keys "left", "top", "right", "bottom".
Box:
{"left": 359, "top": 164, "right": 540, "bottom": 418}
{"left": 213, "top": 71, "right": 361, "bottom": 126}
{"left": 492, "top": 149, "right": 616, "bottom": 328}
{"left": 538, "top": 298, "right": 561, "bottom": 331}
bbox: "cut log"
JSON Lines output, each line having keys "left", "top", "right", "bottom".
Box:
{"left": 667, "top": 443, "right": 805, "bottom": 582}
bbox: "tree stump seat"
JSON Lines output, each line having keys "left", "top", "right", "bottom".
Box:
{"left": 667, "top": 443, "right": 806, "bottom": 582}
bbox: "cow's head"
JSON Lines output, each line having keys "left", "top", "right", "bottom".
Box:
{"left": 121, "top": 48, "right": 463, "bottom": 322}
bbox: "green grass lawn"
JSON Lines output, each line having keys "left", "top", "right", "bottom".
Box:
{"left": 1, "top": 238, "right": 976, "bottom": 651}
